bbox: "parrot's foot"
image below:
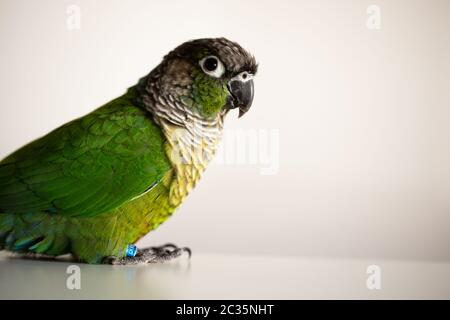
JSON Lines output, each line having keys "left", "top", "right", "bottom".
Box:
{"left": 103, "top": 243, "right": 191, "bottom": 265}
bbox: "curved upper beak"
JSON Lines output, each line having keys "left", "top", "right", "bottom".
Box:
{"left": 227, "top": 72, "right": 254, "bottom": 118}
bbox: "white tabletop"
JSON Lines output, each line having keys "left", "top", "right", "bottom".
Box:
{"left": 0, "top": 251, "right": 449, "bottom": 299}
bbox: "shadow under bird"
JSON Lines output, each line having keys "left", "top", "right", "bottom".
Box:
{"left": 0, "top": 38, "right": 257, "bottom": 264}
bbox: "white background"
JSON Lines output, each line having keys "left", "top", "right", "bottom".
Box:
{"left": 1, "top": 0, "right": 449, "bottom": 262}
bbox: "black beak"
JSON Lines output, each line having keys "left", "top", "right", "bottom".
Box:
{"left": 227, "top": 74, "right": 254, "bottom": 118}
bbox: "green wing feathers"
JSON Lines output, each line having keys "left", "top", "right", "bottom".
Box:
{"left": 0, "top": 91, "right": 172, "bottom": 261}
{"left": 0, "top": 92, "right": 170, "bottom": 217}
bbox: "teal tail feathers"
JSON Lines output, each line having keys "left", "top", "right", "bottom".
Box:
{"left": 0, "top": 213, "right": 71, "bottom": 256}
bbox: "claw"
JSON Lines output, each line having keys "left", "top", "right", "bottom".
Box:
{"left": 103, "top": 243, "right": 192, "bottom": 265}
{"left": 181, "top": 247, "right": 192, "bottom": 258}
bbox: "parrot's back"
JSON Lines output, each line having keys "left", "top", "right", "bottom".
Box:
{"left": 0, "top": 89, "right": 180, "bottom": 263}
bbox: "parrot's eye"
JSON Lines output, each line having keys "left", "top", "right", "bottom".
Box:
{"left": 199, "top": 56, "right": 225, "bottom": 78}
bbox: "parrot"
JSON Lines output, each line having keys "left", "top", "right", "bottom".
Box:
{"left": 0, "top": 38, "right": 257, "bottom": 264}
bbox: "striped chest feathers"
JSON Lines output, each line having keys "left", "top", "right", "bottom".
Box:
{"left": 160, "top": 116, "right": 224, "bottom": 207}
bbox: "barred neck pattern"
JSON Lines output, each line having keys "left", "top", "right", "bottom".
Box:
{"left": 137, "top": 75, "right": 227, "bottom": 207}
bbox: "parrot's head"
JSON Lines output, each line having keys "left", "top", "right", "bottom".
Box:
{"left": 139, "top": 38, "right": 257, "bottom": 124}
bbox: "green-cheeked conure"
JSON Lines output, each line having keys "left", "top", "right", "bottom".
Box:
{"left": 0, "top": 38, "right": 257, "bottom": 264}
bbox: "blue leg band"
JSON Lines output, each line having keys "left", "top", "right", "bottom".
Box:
{"left": 126, "top": 244, "right": 137, "bottom": 257}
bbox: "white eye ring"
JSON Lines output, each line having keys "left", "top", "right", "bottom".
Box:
{"left": 199, "top": 55, "right": 225, "bottom": 78}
